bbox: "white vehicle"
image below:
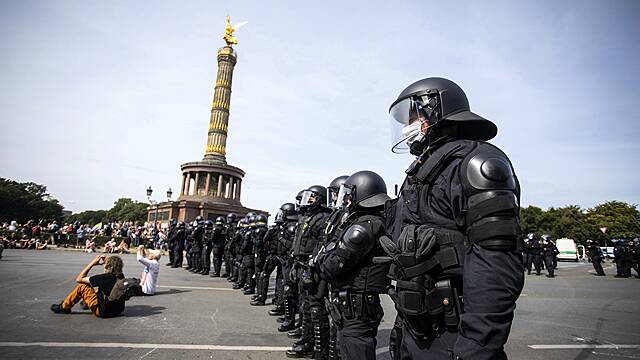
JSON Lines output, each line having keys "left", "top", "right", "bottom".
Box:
{"left": 556, "top": 238, "right": 579, "bottom": 262}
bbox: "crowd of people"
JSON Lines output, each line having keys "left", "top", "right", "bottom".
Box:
{"left": 0, "top": 219, "right": 169, "bottom": 255}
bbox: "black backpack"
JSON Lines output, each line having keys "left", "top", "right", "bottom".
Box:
{"left": 108, "top": 277, "right": 140, "bottom": 302}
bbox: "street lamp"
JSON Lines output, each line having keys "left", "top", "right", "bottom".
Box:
{"left": 146, "top": 186, "right": 173, "bottom": 229}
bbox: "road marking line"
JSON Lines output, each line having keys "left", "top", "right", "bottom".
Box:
{"left": 0, "top": 342, "right": 290, "bottom": 351}
{"left": 529, "top": 344, "right": 640, "bottom": 349}
{"left": 157, "top": 285, "right": 235, "bottom": 292}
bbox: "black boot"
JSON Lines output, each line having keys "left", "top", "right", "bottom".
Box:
{"left": 278, "top": 299, "right": 296, "bottom": 332}
{"left": 286, "top": 341, "right": 314, "bottom": 358}
{"left": 251, "top": 296, "right": 266, "bottom": 306}
{"left": 269, "top": 305, "right": 285, "bottom": 316}
{"left": 287, "top": 327, "right": 303, "bottom": 339}
{"left": 311, "top": 307, "right": 329, "bottom": 360}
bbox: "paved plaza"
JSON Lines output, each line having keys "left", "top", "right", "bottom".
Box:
{"left": 0, "top": 249, "right": 639, "bottom": 359}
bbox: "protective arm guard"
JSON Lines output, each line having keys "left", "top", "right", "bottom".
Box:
{"left": 319, "top": 220, "right": 379, "bottom": 280}
{"left": 461, "top": 144, "right": 521, "bottom": 251}
{"left": 454, "top": 143, "right": 524, "bottom": 360}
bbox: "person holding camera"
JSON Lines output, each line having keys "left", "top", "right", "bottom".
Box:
{"left": 137, "top": 245, "right": 161, "bottom": 295}
{"left": 51, "top": 254, "right": 126, "bottom": 318}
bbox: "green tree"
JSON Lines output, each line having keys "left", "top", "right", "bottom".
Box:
{"left": 66, "top": 210, "right": 108, "bottom": 225}
{"left": 0, "top": 178, "right": 64, "bottom": 223}
{"left": 586, "top": 201, "right": 640, "bottom": 240}
{"left": 106, "top": 198, "right": 148, "bottom": 224}
{"left": 520, "top": 206, "right": 544, "bottom": 235}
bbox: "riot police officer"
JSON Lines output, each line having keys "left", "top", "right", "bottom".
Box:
{"left": 316, "top": 171, "right": 391, "bottom": 360}
{"left": 189, "top": 216, "right": 205, "bottom": 273}
{"left": 245, "top": 214, "right": 269, "bottom": 295}
{"left": 199, "top": 220, "right": 214, "bottom": 275}
{"left": 528, "top": 234, "right": 543, "bottom": 276}
{"left": 542, "top": 236, "right": 559, "bottom": 278}
{"left": 171, "top": 221, "right": 186, "bottom": 268}
{"left": 234, "top": 214, "right": 257, "bottom": 290}
{"left": 165, "top": 219, "right": 177, "bottom": 266}
{"left": 323, "top": 175, "right": 350, "bottom": 360}
{"left": 586, "top": 239, "right": 606, "bottom": 276}
{"left": 252, "top": 213, "right": 282, "bottom": 306}
{"left": 231, "top": 217, "right": 250, "bottom": 285}
{"left": 224, "top": 213, "right": 239, "bottom": 279}
{"left": 384, "top": 77, "right": 524, "bottom": 359}
{"left": 276, "top": 202, "right": 301, "bottom": 330}
{"left": 629, "top": 239, "right": 640, "bottom": 278}
{"left": 211, "top": 216, "right": 227, "bottom": 277}
{"left": 614, "top": 240, "right": 630, "bottom": 278}
{"left": 286, "top": 185, "right": 331, "bottom": 358}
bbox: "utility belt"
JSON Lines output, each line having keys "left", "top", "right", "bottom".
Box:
{"left": 389, "top": 279, "right": 463, "bottom": 334}
{"left": 325, "top": 289, "right": 378, "bottom": 327}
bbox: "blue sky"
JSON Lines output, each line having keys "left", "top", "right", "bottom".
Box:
{"left": 1, "top": 0, "right": 638, "bottom": 215}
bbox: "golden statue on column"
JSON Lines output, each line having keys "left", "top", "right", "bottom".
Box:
{"left": 223, "top": 15, "right": 248, "bottom": 47}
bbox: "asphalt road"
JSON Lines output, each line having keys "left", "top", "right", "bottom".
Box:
{"left": 0, "top": 249, "right": 639, "bottom": 359}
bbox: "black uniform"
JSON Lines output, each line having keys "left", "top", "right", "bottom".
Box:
{"left": 287, "top": 206, "right": 331, "bottom": 356}
{"left": 200, "top": 222, "right": 214, "bottom": 275}
{"left": 384, "top": 139, "right": 524, "bottom": 360}
{"left": 224, "top": 223, "right": 238, "bottom": 279}
{"left": 170, "top": 224, "right": 186, "bottom": 268}
{"left": 253, "top": 224, "right": 280, "bottom": 305}
{"left": 614, "top": 242, "right": 630, "bottom": 278}
{"left": 526, "top": 238, "right": 543, "bottom": 275}
{"left": 166, "top": 223, "right": 177, "bottom": 265}
{"left": 189, "top": 222, "right": 205, "bottom": 273}
{"left": 318, "top": 212, "right": 390, "bottom": 360}
{"left": 586, "top": 242, "right": 605, "bottom": 276}
{"left": 543, "top": 241, "right": 559, "bottom": 278}
{"left": 278, "top": 220, "right": 300, "bottom": 331}
{"left": 211, "top": 224, "right": 227, "bottom": 277}
{"left": 184, "top": 225, "right": 194, "bottom": 270}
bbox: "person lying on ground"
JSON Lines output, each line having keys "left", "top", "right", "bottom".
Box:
{"left": 51, "top": 254, "right": 126, "bottom": 317}
{"left": 136, "top": 245, "right": 161, "bottom": 295}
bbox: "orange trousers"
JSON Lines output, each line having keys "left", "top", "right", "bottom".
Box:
{"left": 62, "top": 284, "right": 101, "bottom": 317}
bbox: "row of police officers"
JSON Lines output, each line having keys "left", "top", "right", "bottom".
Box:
{"left": 172, "top": 77, "right": 526, "bottom": 360}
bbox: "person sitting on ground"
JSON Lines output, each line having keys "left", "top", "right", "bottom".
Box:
{"left": 85, "top": 237, "right": 97, "bottom": 253}
{"left": 117, "top": 239, "right": 130, "bottom": 254}
{"left": 104, "top": 238, "right": 117, "bottom": 253}
{"left": 137, "top": 245, "right": 161, "bottom": 295}
{"left": 35, "top": 239, "right": 49, "bottom": 250}
{"left": 51, "top": 254, "right": 126, "bottom": 318}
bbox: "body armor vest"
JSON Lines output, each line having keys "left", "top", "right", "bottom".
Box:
{"left": 292, "top": 209, "right": 330, "bottom": 257}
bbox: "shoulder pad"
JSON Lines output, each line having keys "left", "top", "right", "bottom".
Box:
{"left": 339, "top": 223, "right": 375, "bottom": 255}
{"left": 286, "top": 223, "right": 297, "bottom": 235}
{"left": 462, "top": 142, "right": 517, "bottom": 192}
{"left": 344, "top": 224, "right": 371, "bottom": 245}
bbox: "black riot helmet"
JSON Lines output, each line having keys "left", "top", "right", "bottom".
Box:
{"left": 195, "top": 215, "right": 204, "bottom": 223}
{"left": 226, "top": 213, "right": 238, "bottom": 224}
{"left": 299, "top": 185, "right": 328, "bottom": 210}
{"left": 276, "top": 203, "right": 297, "bottom": 223}
{"left": 282, "top": 203, "right": 297, "bottom": 221}
{"left": 204, "top": 220, "right": 214, "bottom": 229}
{"left": 256, "top": 214, "right": 268, "bottom": 226}
{"left": 327, "top": 175, "right": 349, "bottom": 209}
{"left": 389, "top": 77, "right": 497, "bottom": 155}
{"left": 245, "top": 212, "right": 256, "bottom": 221}
{"left": 177, "top": 221, "right": 185, "bottom": 228}
{"left": 248, "top": 214, "right": 257, "bottom": 227}
{"left": 295, "top": 190, "right": 305, "bottom": 210}
{"left": 169, "top": 218, "right": 177, "bottom": 227}
{"left": 336, "top": 170, "right": 390, "bottom": 209}
{"left": 215, "top": 216, "right": 225, "bottom": 226}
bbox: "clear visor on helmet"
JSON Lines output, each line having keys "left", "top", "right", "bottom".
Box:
{"left": 389, "top": 97, "right": 427, "bottom": 153}
{"left": 275, "top": 210, "right": 284, "bottom": 222}
{"left": 327, "top": 188, "right": 340, "bottom": 209}
{"left": 335, "top": 185, "right": 353, "bottom": 209}
{"left": 299, "top": 190, "right": 317, "bottom": 207}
